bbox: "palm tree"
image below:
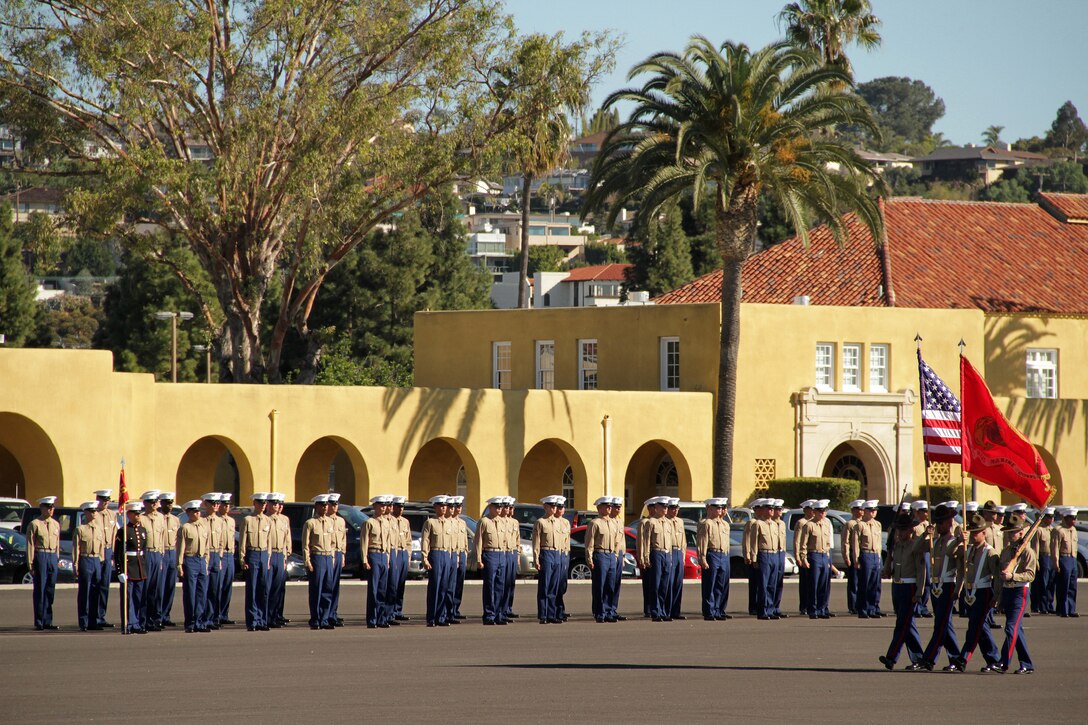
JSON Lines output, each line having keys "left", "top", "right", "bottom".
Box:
{"left": 583, "top": 37, "right": 884, "bottom": 500}
{"left": 778, "top": 0, "right": 882, "bottom": 80}
{"left": 982, "top": 125, "right": 1005, "bottom": 147}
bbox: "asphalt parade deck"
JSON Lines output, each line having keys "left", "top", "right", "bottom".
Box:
{"left": 1, "top": 580, "right": 1084, "bottom": 723}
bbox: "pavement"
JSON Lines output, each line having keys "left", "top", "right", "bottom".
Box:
{"left": 1, "top": 579, "right": 1085, "bottom": 723}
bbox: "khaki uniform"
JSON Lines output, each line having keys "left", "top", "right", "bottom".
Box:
{"left": 239, "top": 513, "right": 272, "bottom": 558}
{"left": 884, "top": 536, "right": 926, "bottom": 582}
{"left": 139, "top": 510, "right": 168, "bottom": 553}
{"left": 421, "top": 516, "right": 454, "bottom": 556}
{"left": 959, "top": 542, "right": 1000, "bottom": 593}
{"left": 998, "top": 541, "right": 1037, "bottom": 588}
{"left": 394, "top": 515, "right": 412, "bottom": 552}
{"left": 301, "top": 515, "right": 335, "bottom": 569}
{"left": 177, "top": 520, "right": 210, "bottom": 567}
{"left": 96, "top": 509, "right": 118, "bottom": 551}
{"left": 74, "top": 521, "right": 105, "bottom": 562}
{"left": 669, "top": 516, "right": 686, "bottom": 551}
{"left": 925, "top": 532, "right": 964, "bottom": 586}
{"left": 26, "top": 516, "right": 61, "bottom": 560}
{"left": 608, "top": 517, "right": 625, "bottom": 557}
{"left": 842, "top": 518, "right": 860, "bottom": 567}
{"left": 473, "top": 516, "right": 503, "bottom": 563}
{"left": 163, "top": 513, "right": 181, "bottom": 553}
{"left": 637, "top": 517, "right": 670, "bottom": 568}
{"left": 222, "top": 514, "right": 237, "bottom": 556}
{"left": 849, "top": 519, "right": 883, "bottom": 562}
{"left": 696, "top": 517, "right": 730, "bottom": 568}
{"left": 798, "top": 518, "right": 833, "bottom": 559}
{"left": 584, "top": 518, "right": 613, "bottom": 560}
{"left": 531, "top": 516, "right": 558, "bottom": 565}
{"left": 363, "top": 517, "right": 390, "bottom": 553}
{"left": 333, "top": 515, "right": 347, "bottom": 557}
{"left": 793, "top": 515, "right": 812, "bottom": 560}
{"left": 270, "top": 513, "right": 292, "bottom": 554}
{"left": 1052, "top": 524, "right": 1078, "bottom": 564}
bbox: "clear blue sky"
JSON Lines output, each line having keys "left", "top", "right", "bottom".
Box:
{"left": 503, "top": 0, "right": 1088, "bottom": 145}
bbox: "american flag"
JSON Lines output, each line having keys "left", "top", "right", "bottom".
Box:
{"left": 918, "top": 350, "right": 961, "bottom": 464}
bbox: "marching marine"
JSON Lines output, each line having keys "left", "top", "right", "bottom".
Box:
{"left": 918, "top": 504, "right": 964, "bottom": 671}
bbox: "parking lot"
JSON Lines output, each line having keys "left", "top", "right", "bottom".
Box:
{"left": 2, "top": 579, "right": 1085, "bottom": 723}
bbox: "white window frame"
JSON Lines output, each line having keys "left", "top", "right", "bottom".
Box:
{"left": 815, "top": 343, "right": 835, "bottom": 391}
{"left": 578, "top": 339, "right": 598, "bottom": 391}
{"left": 869, "top": 344, "right": 889, "bottom": 393}
{"left": 1026, "top": 349, "right": 1057, "bottom": 399}
{"left": 842, "top": 343, "right": 861, "bottom": 392}
{"left": 535, "top": 340, "right": 555, "bottom": 390}
{"left": 660, "top": 337, "right": 680, "bottom": 392}
{"left": 492, "top": 341, "right": 511, "bottom": 390}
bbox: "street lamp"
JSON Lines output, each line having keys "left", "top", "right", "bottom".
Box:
{"left": 192, "top": 343, "right": 213, "bottom": 384}
{"left": 154, "top": 310, "right": 193, "bottom": 382}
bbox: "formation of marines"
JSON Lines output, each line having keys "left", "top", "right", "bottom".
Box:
{"left": 25, "top": 490, "right": 1081, "bottom": 674}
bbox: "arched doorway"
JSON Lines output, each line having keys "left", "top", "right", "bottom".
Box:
{"left": 821, "top": 439, "right": 889, "bottom": 502}
{"left": 0, "top": 413, "right": 63, "bottom": 503}
{"left": 175, "top": 436, "right": 254, "bottom": 505}
{"left": 517, "top": 439, "right": 588, "bottom": 511}
{"left": 408, "top": 438, "right": 480, "bottom": 510}
{"left": 623, "top": 441, "right": 693, "bottom": 512}
{"left": 294, "top": 437, "right": 369, "bottom": 505}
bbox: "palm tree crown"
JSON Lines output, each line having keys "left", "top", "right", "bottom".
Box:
{"left": 778, "top": 0, "right": 882, "bottom": 78}
{"left": 584, "top": 37, "right": 884, "bottom": 499}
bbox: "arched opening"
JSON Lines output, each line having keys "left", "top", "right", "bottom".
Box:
{"left": 821, "top": 439, "right": 888, "bottom": 501}
{"left": 518, "top": 439, "right": 588, "bottom": 510}
{"left": 294, "top": 436, "right": 369, "bottom": 505}
{"left": 175, "top": 436, "right": 254, "bottom": 505}
{"left": 409, "top": 438, "right": 481, "bottom": 510}
{"left": 0, "top": 413, "right": 63, "bottom": 503}
{"left": 623, "top": 441, "right": 693, "bottom": 512}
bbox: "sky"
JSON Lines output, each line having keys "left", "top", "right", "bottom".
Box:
{"left": 503, "top": 0, "right": 1088, "bottom": 145}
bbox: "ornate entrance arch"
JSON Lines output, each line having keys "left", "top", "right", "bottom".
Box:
{"left": 0, "top": 412, "right": 63, "bottom": 503}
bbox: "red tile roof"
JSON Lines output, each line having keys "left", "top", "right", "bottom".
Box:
{"left": 656, "top": 196, "right": 1088, "bottom": 315}
{"left": 1038, "top": 192, "right": 1088, "bottom": 223}
{"left": 565, "top": 263, "right": 632, "bottom": 282}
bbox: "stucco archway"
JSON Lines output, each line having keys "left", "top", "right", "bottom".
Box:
{"left": 175, "top": 436, "right": 254, "bottom": 504}
{"left": 820, "top": 435, "right": 892, "bottom": 502}
{"left": 623, "top": 440, "right": 693, "bottom": 512}
{"left": 517, "top": 439, "right": 588, "bottom": 511}
{"left": 0, "top": 413, "right": 63, "bottom": 504}
{"left": 294, "top": 436, "right": 369, "bottom": 505}
{"left": 408, "top": 438, "right": 481, "bottom": 511}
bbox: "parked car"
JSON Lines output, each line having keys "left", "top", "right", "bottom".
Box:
{"left": 0, "top": 498, "right": 30, "bottom": 531}
{"left": 0, "top": 528, "right": 76, "bottom": 584}
{"left": 726, "top": 523, "right": 800, "bottom": 578}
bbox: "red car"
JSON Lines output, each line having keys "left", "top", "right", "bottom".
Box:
{"left": 571, "top": 523, "right": 700, "bottom": 579}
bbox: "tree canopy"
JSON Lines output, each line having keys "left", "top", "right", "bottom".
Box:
{"left": 855, "top": 76, "right": 945, "bottom": 149}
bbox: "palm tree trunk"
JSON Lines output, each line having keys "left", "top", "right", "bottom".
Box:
{"left": 714, "top": 253, "right": 743, "bottom": 501}
{"left": 517, "top": 173, "right": 533, "bottom": 308}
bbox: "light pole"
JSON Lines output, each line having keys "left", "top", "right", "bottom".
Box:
{"left": 192, "top": 343, "right": 212, "bottom": 384}
{"left": 154, "top": 310, "right": 193, "bottom": 382}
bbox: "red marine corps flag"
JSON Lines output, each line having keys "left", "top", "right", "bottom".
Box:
{"left": 960, "top": 355, "right": 1053, "bottom": 508}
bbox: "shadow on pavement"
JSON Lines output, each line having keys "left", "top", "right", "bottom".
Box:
{"left": 456, "top": 662, "right": 875, "bottom": 673}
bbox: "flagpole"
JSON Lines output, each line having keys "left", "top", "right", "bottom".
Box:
{"left": 958, "top": 340, "right": 970, "bottom": 589}
{"left": 121, "top": 458, "right": 128, "bottom": 636}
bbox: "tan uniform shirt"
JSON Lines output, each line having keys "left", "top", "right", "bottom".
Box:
{"left": 239, "top": 513, "right": 272, "bottom": 558}
{"left": 222, "top": 514, "right": 237, "bottom": 554}
{"left": 1032, "top": 525, "right": 1054, "bottom": 559}
{"left": 393, "top": 516, "right": 412, "bottom": 552}
{"left": 27, "top": 516, "right": 61, "bottom": 561}
{"left": 206, "top": 514, "right": 226, "bottom": 554}
{"left": 849, "top": 519, "right": 883, "bottom": 563}
{"left": 363, "top": 517, "right": 389, "bottom": 553}
{"left": 333, "top": 515, "right": 347, "bottom": 555}
{"left": 96, "top": 509, "right": 118, "bottom": 551}
{"left": 532, "top": 517, "right": 557, "bottom": 564}
{"left": 983, "top": 521, "right": 1000, "bottom": 549}
{"left": 696, "top": 517, "right": 730, "bottom": 567}
{"left": 636, "top": 517, "right": 653, "bottom": 567}
{"left": 774, "top": 518, "right": 787, "bottom": 553}
{"left": 793, "top": 515, "right": 812, "bottom": 559}
{"left": 608, "top": 517, "right": 625, "bottom": 556}
{"left": 501, "top": 516, "right": 521, "bottom": 552}
{"left": 584, "top": 518, "right": 613, "bottom": 557}
{"left": 741, "top": 520, "right": 756, "bottom": 563}
{"left": 421, "top": 516, "right": 453, "bottom": 557}
{"left": 139, "top": 510, "right": 168, "bottom": 553}
{"left": 474, "top": 516, "right": 503, "bottom": 563}
{"left": 883, "top": 536, "right": 925, "bottom": 583}
{"left": 842, "top": 518, "right": 860, "bottom": 566}
{"left": 798, "top": 518, "right": 833, "bottom": 559}
{"left": 301, "top": 515, "right": 335, "bottom": 569}
{"left": 638, "top": 517, "right": 671, "bottom": 568}
{"left": 271, "top": 512, "right": 292, "bottom": 554}
{"left": 74, "top": 521, "right": 105, "bottom": 561}
{"left": 959, "top": 543, "right": 999, "bottom": 592}
{"left": 177, "top": 520, "right": 210, "bottom": 566}
{"left": 450, "top": 516, "right": 469, "bottom": 554}
{"left": 927, "top": 532, "right": 964, "bottom": 584}
{"left": 668, "top": 516, "right": 686, "bottom": 551}
{"left": 1052, "top": 524, "right": 1078, "bottom": 564}
{"left": 999, "top": 540, "right": 1037, "bottom": 587}
{"left": 163, "top": 513, "right": 181, "bottom": 552}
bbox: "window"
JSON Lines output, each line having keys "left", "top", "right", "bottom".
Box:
{"left": 562, "top": 466, "right": 574, "bottom": 507}
{"left": 492, "top": 342, "right": 511, "bottom": 389}
{"left": 455, "top": 466, "right": 467, "bottom": 498}
{"left": 815, "top": 343, "right": 834, "bottom": 390}
{"left": 578, "top": 339, "right": 598, "bottom": 390}
{"left": 1026, "top": 349, "right": 1057, "bottom": 399}
{"left": 842, "top": 344, "right": 861, "bottom": 391}
{"left": 869, "top": 344, "right": 889, "bottom": 392}
{"left": 535, "top": 340, "right": 555, "bottom": 390}
{"left": 660, "top": 337, "right": 680, "bottom": 391}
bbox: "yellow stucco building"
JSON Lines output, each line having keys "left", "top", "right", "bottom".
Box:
{"left": 0, "top": 347, "right": 712, "bottom": 511}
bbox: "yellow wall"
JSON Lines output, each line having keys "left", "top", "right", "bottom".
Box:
{"left": 0, "top": 349, "right": 713, "bottom": 513}
{"left": 415, "top": 303, "right": 1088, "bottom": 505}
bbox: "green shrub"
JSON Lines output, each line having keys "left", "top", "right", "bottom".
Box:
{"left": 919, "top": 484, "right": 963, "bottom": 506}
{"left": 763, "top": 478, "right": 861, "bottom": 510}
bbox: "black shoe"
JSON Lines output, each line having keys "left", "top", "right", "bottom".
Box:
{"left": 247, "top": 627, "right": 256, "bottom": 631}
{"left": 981, "top": 664, "right": 1005, "bottom": 674}
{"left": 43, "top": 625, "right": 60, "bottom": 630}
{"left": 134, "top": 629, "right": 147, "bottom": 634}
{"left": 269, "top": 623, "right": 282, "bottom": 629}
{"left": 482, "top": 620, "right": 495, "bottom": 625}
{"left": 858, "top": 613, "right": 870, "bottom": 619}
{"left": 1070, "top": 613, "right": 1080, "bottom": 618}
{"left": 207, "top": 624, "right": 220, "bottom": 630}
{"left": 220, "top": 619, "right": 236, "bottom": 625}
{"left": 818, "top": 614, "right": 831, "bottom": 619}
{"left": 879, "top": 656, "right": 895, "bottom": 670}
{"left": 146, "top": 625, "right": 161, "bottom": 632}
{"left": 388, "top": 620, "right": 400, "bottom": 626}
{"left": 320, "top": 623, "right": 335, "bottom": 630}
{"left": 1023, "top": 612, "right": 1031, "bottom": 618}
{"left": 652, "top": 617, "right": 665, "bottom": 622}
{"left": 88, "top": 625, "right": 103, "bottom": 631}
{"left": 101, "top": 622, "right": 117, "bottom": 628}
{"left": 549, "top": 618, "right": 563, "bottom": 624}
{"left": 673, "top": 615, "right": 687, "bottom": 620}
{"left": 437, "top": 622, "right": 449, "bottom": 627}
{"left": 310, "top": 625, "right": 320, "bottom": 630}
{"left": 989, "top": 623, "right": 1002, "bottom": 629}
{"left": 198, "top": 628, "right": 211, "bottom": 633}
{"left": 1014, "top": 666, "right": 1034, "bottom": 674}
{"left": 615, "top": 616, "right": 627, "bottom": 621}
{"left": 942, "top": 663, "right": 962, "bottom": 672}
{"left": 455, "top": 615, "right": 466, "bottom": 620}
{"left": 826, "top": 612, "right": 836, "bottom": 618}
{"left": 919, "top": 611, "right": 933, "bottom": 618}
{"left": 259, "top": 625, "right": 270, "bottom": 631}
{"left": 809, "top": 615, "right": 819, "bottom": 620}
{"left": 160, "top": 621, "right": 174, "bottom": 627}
{"left": 757, "top": 616, "right": 771, "bottom": 620}
{"left": 80, "top": 627, "right": 87, "bottom": 632}
{"left": 378, "top": 623, "right": 390, "bottom": 628}
{"left": 605, "top": 617, "right": 617, "bottom": 623}
{"left": 704, "top": 616, "right": 717, "bottom": 621}
{"left": 281, "top": 618, "right": 291, "bottom": 624}
{"left": 919, "top": 660, "right": 935, "bottom": 672}
{"left": 335, "top": 618, "right": 344, "bottom": 625}
{"left": 507, "top": 613, "right": 520, "bottom": 618}
{"left": 34, "top": 625, "right": 43, "bottom": 631}
{"left": 426, "top": 622, "right": 436, "bottom": 627}
{"left": 777, "top": 613, "right": 789, "bottom": 619}
{"left": 447, "top": 619, "right": 460, "bottom": 625}
{"left": 905, "top": 663, "right": 926, "bottom": 672}
{"left": 185, "top": 628, "right": 195, "bottom": 633}
{"left": 396, "top": 616, "right": 411, "bottom": 621}
{"left": 539, "top": 619, "right": 549, "bottom": 624}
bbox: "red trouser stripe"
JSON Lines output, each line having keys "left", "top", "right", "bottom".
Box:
{"left": 1005, "top": 588, "right": 1028, "bottom": 662}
